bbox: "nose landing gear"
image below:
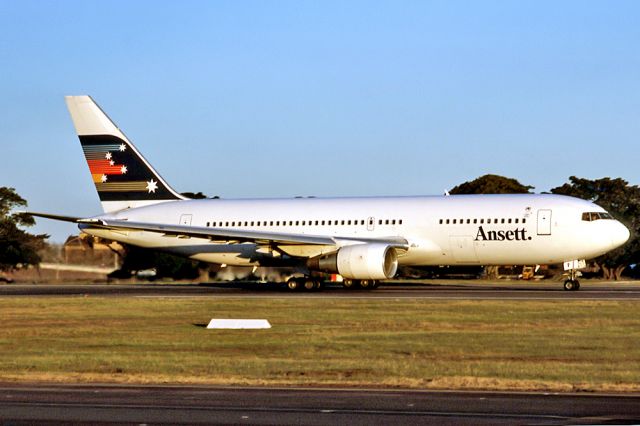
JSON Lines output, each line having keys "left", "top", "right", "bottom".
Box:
{"left": 563, "top": 269, "right": 580, "bottom": 291}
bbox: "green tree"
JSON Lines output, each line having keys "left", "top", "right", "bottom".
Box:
{"left": 551, "top": 176, "right": 640, "bottom": 280}
{"left": 180, "top": 191, "right": 219, "bottom": 200}
{"left": 0, "top": 187, "right": 47, "bottom": 271}
{"left": 181, "top": 191, "right": 208, "bottom": 199}
{"left": 449, "top": 174, "right": 534, "bottom": 194}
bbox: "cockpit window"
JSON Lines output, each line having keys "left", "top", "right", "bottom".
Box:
{"left": 582, "top": 211, "right": 614, "bottom": 221}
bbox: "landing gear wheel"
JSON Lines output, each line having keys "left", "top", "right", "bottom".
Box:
{"left": 287, "top": 278, "right": 301, "bottom": 291}
{"left": 563, "top": 279, "right": 580, "bottom": 291}
{"left": 359, "top": 280, "right": 371, "bottom": 289}
{"left": 313, "top": 280, "right": 323, "bottom": 290}
{"left": 370, "top": 280, "right": 380, "bottom": 289}
{"left": 565, "top": 268, "right": 581, "bottom": 291}
{"left": 303, "top": 279, "right": 316, "bottom": 291}
{"left": 343, "top": 279, "right": 356, "bottom": 289}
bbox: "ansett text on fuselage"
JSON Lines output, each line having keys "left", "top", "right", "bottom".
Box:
{"left": 474, "top": 226, "right": 531, "bottom": 241}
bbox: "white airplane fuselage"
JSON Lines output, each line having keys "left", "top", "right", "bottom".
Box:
{"left": 30, "top": 96, "right": 629, "bottom": 290}
{"left": 82, "top": 193, "right": 629, "bottom": 268}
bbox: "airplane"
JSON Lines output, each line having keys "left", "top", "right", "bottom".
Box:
{"left": 29, "top": 96, "right": 630, "bottom": 291}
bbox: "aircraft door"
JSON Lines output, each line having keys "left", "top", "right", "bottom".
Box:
{"left": 367, "top": 217, "right": 375, "bottom": 231}
{"left": 180, "top": 214, "right": 193, "bottom": 226}
{"left": 449, "top": 236, "right": 479, "bottom": 263}
{"left": 537, "top": 209, "right": 552, "bottom": 235}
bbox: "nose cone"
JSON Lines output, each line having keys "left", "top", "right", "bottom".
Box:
{"left": 611, "top": 221, "right": 631, "bottom": 249}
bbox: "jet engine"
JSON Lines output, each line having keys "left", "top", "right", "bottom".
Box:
{"left": 307, "top": 243, "right": 398, "bottom": 279}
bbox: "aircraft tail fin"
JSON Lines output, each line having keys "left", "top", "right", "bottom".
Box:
{"left": 65, "top": 96, "right": 186, "bottom": 213}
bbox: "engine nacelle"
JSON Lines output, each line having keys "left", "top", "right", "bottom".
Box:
{"left": 307, "top": 243, "right": 398, "bottom": 280}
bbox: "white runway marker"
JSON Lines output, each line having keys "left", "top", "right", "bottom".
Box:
{"left": 206, "top": 319, "right": 271, "bottom": 329}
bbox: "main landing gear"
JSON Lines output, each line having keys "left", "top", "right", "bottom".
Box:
{"left": 563, "top": 269, "right": 580, "bottom": 291}
{"left": 342, "top": 279, "right": 380, "bottom": 290}
{"left": 286, "top": 277, "right": 323, "bottom": 291}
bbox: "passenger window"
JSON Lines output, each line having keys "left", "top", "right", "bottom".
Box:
{"left": 453, "top": 219, "right": 457, "bottom": 224}
{"left": 446, "top": 219, "right": 450, "bottom": 224}
{"left": 473, "top": 219, "right": 477, "bottom": 224}
{"left": 399, "top": 219, "right": 403, "bottom": 225}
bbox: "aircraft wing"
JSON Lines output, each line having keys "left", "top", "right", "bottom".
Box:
{"left": 87, "top": 219, "right": 409, "bottom": 248}
{"left": 26, "top": 212, "right": 409, "bottom": 249}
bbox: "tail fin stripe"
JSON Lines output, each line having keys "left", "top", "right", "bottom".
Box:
{"left": 81, "top": 144, "right": 122, "bottom": 153}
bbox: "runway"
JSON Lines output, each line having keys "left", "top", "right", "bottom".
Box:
{"left": 0, "top": 384, "right": 639, "bottom": 425}
{"left": 2, "top": 280, "right": 640, "bottom": 299}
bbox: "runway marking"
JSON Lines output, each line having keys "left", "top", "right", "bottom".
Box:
{"left": 132, "top": 295, "right": 640, "bottom": 301}
{"left": 0, "top": 401, "right": 571, "bottom": 421}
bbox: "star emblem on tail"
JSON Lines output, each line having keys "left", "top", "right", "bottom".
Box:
{"left": 146, "top": 179, "right": 158, "bottom": 193}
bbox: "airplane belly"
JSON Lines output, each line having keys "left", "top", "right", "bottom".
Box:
{"left": 190, "top": 252, "right": 258, "bottom": 266}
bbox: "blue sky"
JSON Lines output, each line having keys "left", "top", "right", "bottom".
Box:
{"left": 1, "top": 1, "right": 639, "bottom": 242}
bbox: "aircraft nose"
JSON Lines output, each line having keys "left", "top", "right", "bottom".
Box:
{"left": 611, "top": 221, "right": 630, "bottom": 249}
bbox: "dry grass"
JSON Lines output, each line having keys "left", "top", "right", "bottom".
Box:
{"left": 0, "top": 297, "right": 639, "bottom": 392}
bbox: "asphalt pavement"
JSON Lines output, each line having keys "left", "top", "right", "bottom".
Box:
{"left": 1, "top": 384, "right": 639, "bottom": 425}
{"left": 1, "top": 280, "right": 640, "bottom": 300}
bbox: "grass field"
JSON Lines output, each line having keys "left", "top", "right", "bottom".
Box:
{"left": 1, "top": 296, "right": 639, "bottom": 392}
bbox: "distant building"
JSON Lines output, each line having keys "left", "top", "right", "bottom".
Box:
{"left": 63, "top": 234, "right": 122, "bottom": 269}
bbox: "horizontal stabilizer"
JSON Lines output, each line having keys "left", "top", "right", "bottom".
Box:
{"left": 24, "top": 212, "right": 84, "bottom": 223}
